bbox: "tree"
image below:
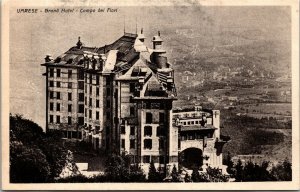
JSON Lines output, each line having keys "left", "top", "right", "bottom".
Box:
{"left": 206, "top": 167, "right": 228, "bottom": 182}
{"left": 191, "top": 168, "right": 200, "bottom": 182}
{"left": 225, "top": 152, "right": 235, "bottom": 175}
{"left": 171, "top": 164, "right": 180, "bottom": 182}
{"left": 10, "top": 141, "right": 51, "bottom": 182}
{"left": 10, "top": 114, "right": 78, "bottom": 182}
{"left": 243, "top": 161, "right": 255, "bottom": 181}
{"left": 148, "top": 160, "right": 162, "bottom": 182}
{"left": 104, "top": 154, "right": 146, "bottom": 182}
{"left": 105, "top": 154, "right": 129, "bottom": 182}
{"left": 184, "top": 173, "right": 192, "bottom": 182}
{"left": 128, "top": 163, "right": 146, "bottom": 182}
{"left": 271, "top": 159, "right": 292, "bottom": 181}
{"left": 235, "top": 159, "right": 243, "bottom": 181}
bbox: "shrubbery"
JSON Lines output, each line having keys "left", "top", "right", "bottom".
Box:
{"left": 10, "top": 114, "right": 78, "bottom": 183}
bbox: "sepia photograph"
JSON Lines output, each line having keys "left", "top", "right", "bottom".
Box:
{"left": 1, "top": 0, "right": 299, "bottom": 190}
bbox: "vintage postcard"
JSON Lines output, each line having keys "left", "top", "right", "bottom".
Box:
{"left": 1, "top": 0, "right": 299, "bottom": 190}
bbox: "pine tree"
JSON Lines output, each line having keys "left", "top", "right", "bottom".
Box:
{"left": 148, "top": 160, "right": 161, "bottom": 182}
{"left": 184, "top": 173, "right": 192, "bottom": 182}
{"left": 235, "top": 159, "right": 243, "bottom": 182}
{"left": 226, "top": 152, "right": 234, "bottom": 175}
{"left": 171, "top": 164, "right": 180, "bottom": 182}
{"left": 191, "top": 167, "right": 200, "bottom": 182}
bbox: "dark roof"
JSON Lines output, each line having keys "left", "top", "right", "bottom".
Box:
{"left": 45, "top": 33, "right": 138, "bottom": 67}
{"left": 97, "top": 33, "right": 138, "bottom": 62}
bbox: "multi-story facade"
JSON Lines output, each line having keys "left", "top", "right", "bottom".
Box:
{"left": 42, "top": 30, "right": 178, "bottom": 173}
{"left": 173, "top": 106, "right": 229, "bottom": 172}
{"left": 42, "top": 30, "right": 228, "bottom": 174}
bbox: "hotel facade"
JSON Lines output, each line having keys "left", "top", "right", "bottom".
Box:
{"left": 42, "top": 30, "right": 228, "bottom": 173}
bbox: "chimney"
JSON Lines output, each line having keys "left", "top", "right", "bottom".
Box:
{"left": 44, "top": 54, "right": 53, "bottom": 62}
{"left": 92, "top": 56, "right": 97, "bottom": 70}
{"left": 76, "top": 36, "right": 83, "bottom": 49}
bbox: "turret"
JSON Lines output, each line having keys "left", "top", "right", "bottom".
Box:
{"left": 152, "top": 31, "right": 163, "bottom": 50}
{"left": 150, "top": 31, "right": 168, "bottom": 69}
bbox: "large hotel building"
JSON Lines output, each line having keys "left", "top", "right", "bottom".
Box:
{"left": 42, "top": 30, "right": 228, "bottom": 173}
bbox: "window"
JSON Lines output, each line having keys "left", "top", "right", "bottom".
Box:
{"left": 49, "top": 81, "right": 54, "bottom": 87}
{"left": 78, "top": 81, "right": 84, "bottom": 90}
{"left": 96, "top": 87, "right": 99, "bottom": 96}
{"left": 106, "top": 77, "right": 110, "bottom": 85}
{"left": 143, "top": 156, "right": 150, "bottom": 163}
{"left": 157, "top": 126, "right": 164, "bottom": 136}
{"left": 57, "top": 69, "right": 61, "bottom": 77}
{"left": 96, "top": 76, "right": 99, "bottom": 85}
{"left": 57, "top": 81, "right": 61, "bottom": 88}
{"left": 68, "top": 93, "right": 72, "bottom": 101}
{"left": 85, "top": 97, "right": 87, "bottom": 104}
{"left": 68, "top": 104, "right": 72, "bottom": 112}
{"left": 130, "top": 126, "right": 135, "bottom": 136}
{"left": 146, "top": 113, "right": 152, "bottom": 124}
{"left": 188, "top": 121, "right": 191, "bottom": 125}
{"left": 191, "top": 121, "right": 194, "bottom": 125}
{"left": 106, "top": 112, "right": 110, "bottom": 120}
{"left": 121, "top": 126, "right": 125, "bottom": 134}
{"left": 56, "top": 115, "right": 60, "bottom": 123}
{"left": 90, "top": 86, "right": 92, "bottom": 94}
{"left": 159, "top": 156, "right": 165, "bottom": 164}
{"left": 129, "top": 83, "right": 135, "bottom": 92}
{"left": 96, "top": 99, "right": 99, "bottom": 107}
{"left": 68, "top": 70, "right": 72, "bottom": 78}
{"left": 183, "top": 122, "right": 186, "bottom": 125}
{"left": 130, "top": 139, "right": 135, "bottom": 149}
{"left": 89, "top": 110, "right": 92, "bottom": 119}
{"left": 50, "top": 102, "right": 53, "bottom": 111}
{"left": 121, "top": 139, "right": 125, "bottom": 149}
{"left": 85, "top": 85, "right": 87, "bottom": 93}
{"left": 130, "top": 107, "right": 135, "bottom": 116}
{"left": 95, "top": 126, "right": 100, "bottom": 131}
{"left": 89, "top": 74, "right": 92, "bottom": 84}
{"left": 107, "top": 88, "right": 110, "bottom": 96}
{"left": 144, "top": 139, "right": 152, "bottom": 149}
{"left": 159, "top": 113, "right": 165, "bottom": 123}
{"left": 50, "top": 115, "right": 53, "bottom": 123}
{"left": 78, "top": 104, "right": 84, "bottom": 113}
{"left": 106, "top": 100, "right": 110, "bottom": 107}
{"left": 159, "top": 139, "right": 164, "bottom": 150}
{"left": 78, "top": 69, "right": 84, "bottom": 80}
{"left": 79, "top": 93, "right": 84, "bottom": 101}
{"left": 49, "top": 68, "right": 54, "bottom": 77}
{"left": 57, "top": 103, "right": 60, "bottom": 111}
{"left": 55, "top": 94, "right": 62, "bottom": 104}
{"left": 96, "top": 111, "right": 99, "bottom": 120}
{"left": 50, "top": 91, "right": 54, "bottom": 99}
{"left": 78, "top": 117, "right": 84, "bottom": 125}
{"left": 85, "top": 109, "right": 87, "bottom": 117}
{"left": 68, "top": 116, "right": 72, "bottom": 125}
{"left": 68, "top": 82, "right": 72, "bottom": 89}
{"left": 144, "top": 126, "right": 152, "bottom": 136}
{"left": 89, "top": 98, "right": 92, "bottom": 107}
